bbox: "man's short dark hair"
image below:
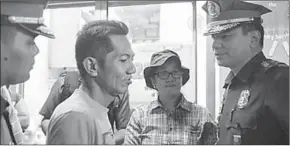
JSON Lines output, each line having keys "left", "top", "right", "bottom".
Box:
{"left": 240, "top": 19, "right": 265, "bottom": 47}
{"left": 75, "top": 20, "right": 129, "bottom": 78}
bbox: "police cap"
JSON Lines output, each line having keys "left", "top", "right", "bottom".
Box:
{"left": 0, "top": 0, "right": 55, "bottom": 39}
{"left": 202, "top": 0, "right": 272, "bottom": 36}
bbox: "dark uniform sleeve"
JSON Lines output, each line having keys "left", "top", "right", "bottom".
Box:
{"left": 39, "top": 78, "right": 64, "bottom": 119}
{"left": 115, "top": 91, "right": 131, "bottom": 130}
{"left": 264, "top": 67, "right": 289, "bottom": 140}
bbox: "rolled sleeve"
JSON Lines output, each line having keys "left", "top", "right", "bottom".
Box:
{"left": 39, "top": 78, "right": 64, "bottom": 119}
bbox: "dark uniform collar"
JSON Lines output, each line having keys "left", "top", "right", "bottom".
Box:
{"left": 0, "top": 96, "right": 10, "bottom": 115}
{"left": 223, "top": 52, "right": 266, "bottom": 88}
{"left": 224, "top": 71, "right": 235, "bottom": 88}
{"left": 107, "top": 94, "right": 122, "bottom": 109}
{"left": 149, "top": 94, "right": 191, "bottom": 113}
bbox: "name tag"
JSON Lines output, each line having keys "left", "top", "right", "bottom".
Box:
{"left": 233, "top": 134, "right": 241, "bottom": 145}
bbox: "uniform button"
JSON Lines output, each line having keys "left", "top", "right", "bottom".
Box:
{"left": 169, "top": 127, "right": 173, "bottom": 131}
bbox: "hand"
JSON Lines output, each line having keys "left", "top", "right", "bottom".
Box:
{"left": 114, "top": 129, "right": 126, "bottom": 145}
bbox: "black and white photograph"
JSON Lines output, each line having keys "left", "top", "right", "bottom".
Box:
{"left": 0, "top": 0, "right": 289, "bottom": 145}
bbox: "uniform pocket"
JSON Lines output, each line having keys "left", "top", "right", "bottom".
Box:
{"left": 237, "top": 113, "right": 257, "bottom": 129}
{"left": 236, "top": 113, "right": 258, "bottom": 144}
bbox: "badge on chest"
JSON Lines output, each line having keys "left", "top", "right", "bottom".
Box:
{"left": 237, "top": 90, "right": 250, "bottom": 109}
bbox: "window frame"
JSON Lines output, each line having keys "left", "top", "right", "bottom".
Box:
{"left": 44, "top": 0, "right": 199, "bottom": 107}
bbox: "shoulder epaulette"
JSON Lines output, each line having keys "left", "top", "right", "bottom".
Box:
{"left": 261, "top": 59, "right": 288, "bottom": 72}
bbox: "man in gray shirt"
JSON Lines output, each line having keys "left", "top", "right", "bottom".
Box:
{"left": 46, "top": 20, "right": 136, "bottom": 144}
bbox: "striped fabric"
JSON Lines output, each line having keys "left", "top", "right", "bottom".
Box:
{"left": 124, "top": 95, "right": 218, "bottom": 145}
{"left": 1, "top": 86, "right": 24, "bottom": 145}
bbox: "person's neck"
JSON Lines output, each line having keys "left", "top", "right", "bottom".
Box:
{"left": 80, "top": 79, "right": 115, "bottom": 108}
{"left": 1, "top": 73, "right": 7, "bottom": 87}
{"left": 231, "top": 51, "right": 260, "bottom": 76}
{"left": 158, "top": 92, "right": 181, "bottom": 112}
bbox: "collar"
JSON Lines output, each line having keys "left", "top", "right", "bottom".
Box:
{"left": 0, "top": 96, "right": 9, "bottom": 114}
{"left": 223, "top": 71, "right": 235, "bottom": 88}
{"left": 76, "top": 88, "right": 109, "bottom": 113}
{"left": 223, "top": 52, "right": 266, "bottom": 88}
{"left": 149, "top": 94, "right": 191, "bottom": 113}
{"left": 107, "top": 94, "right": 121, "bottom": 109}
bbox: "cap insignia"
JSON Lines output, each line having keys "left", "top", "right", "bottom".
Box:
{"left": 207, "top": 1, "right": 220, "bottom": 18}
{"left": 207, "top": 22, "right": 240, "bottom": 34}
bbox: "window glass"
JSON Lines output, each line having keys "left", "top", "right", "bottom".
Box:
{"left": 109, "top": 2, "right": 195, "bottom": 108}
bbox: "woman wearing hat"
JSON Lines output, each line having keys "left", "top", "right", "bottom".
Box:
{"left": 124, "top": 49, "right": 218, "bottom": 145}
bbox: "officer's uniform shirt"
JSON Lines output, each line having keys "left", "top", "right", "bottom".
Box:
{"left": 1, "top": 98, "right": 15, "bottom": 145}
{"left": 218, "top": 52, "right": 289, "bottom": 144}
{"left": 1, "top": 0, "right": 54, "bottom": 144}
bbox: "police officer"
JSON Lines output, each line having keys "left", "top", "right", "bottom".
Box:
{"left": 1, "top": 0, "right": 54, "bottom": 144}
{"left": 202, "top": 0, "right": 289, "bottom": 144}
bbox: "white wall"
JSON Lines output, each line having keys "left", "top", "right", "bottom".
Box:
{"left": 24, "top": 11, "right": 50, "bottom": 129}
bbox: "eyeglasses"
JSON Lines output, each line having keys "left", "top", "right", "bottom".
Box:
{"left": 155, "top": 71, "right": 183, "bottom": 80}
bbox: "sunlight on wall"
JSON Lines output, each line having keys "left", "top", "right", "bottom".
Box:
{"left": 23, "top": 10, "right": 50, "bottom": 144}
{"left": 196, "top": 1, "right": 207, "bottom": 108}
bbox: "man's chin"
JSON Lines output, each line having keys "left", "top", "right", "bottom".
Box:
{"left": 216, "top": 60, "right": 230, "bottom": 67}
{"left": 116, "top": 86, "right": 128, "bottom": 95}
{"left": 9, "top": 74, "right": 30, "bottom": 85}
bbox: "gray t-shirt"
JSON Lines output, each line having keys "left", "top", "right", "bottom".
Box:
{"left": 46, "top": 88, "right": 115, "bottom": 144}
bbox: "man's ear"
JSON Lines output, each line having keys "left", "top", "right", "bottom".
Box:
{"left": 82, "top": 57, "right": 99, "bottom": 77}
{"left": 250, "top": 30, "right": 261, "bottom": 49}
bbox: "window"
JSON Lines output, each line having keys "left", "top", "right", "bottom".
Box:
{"left": 24, "top": 2, "right": 102, "bottom": 144}
{"left": 20, "top": 1, "right": 289, "bottom": 144}
{"left": 108, "top": 2, "right": 196, "bottom": 108}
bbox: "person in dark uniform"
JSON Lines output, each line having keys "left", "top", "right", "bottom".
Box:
{"left": 1, "top": 0, "right": 54, "bottom": 144}
{"left": 202, "top": 0, "right": 289, "bottom": 144}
